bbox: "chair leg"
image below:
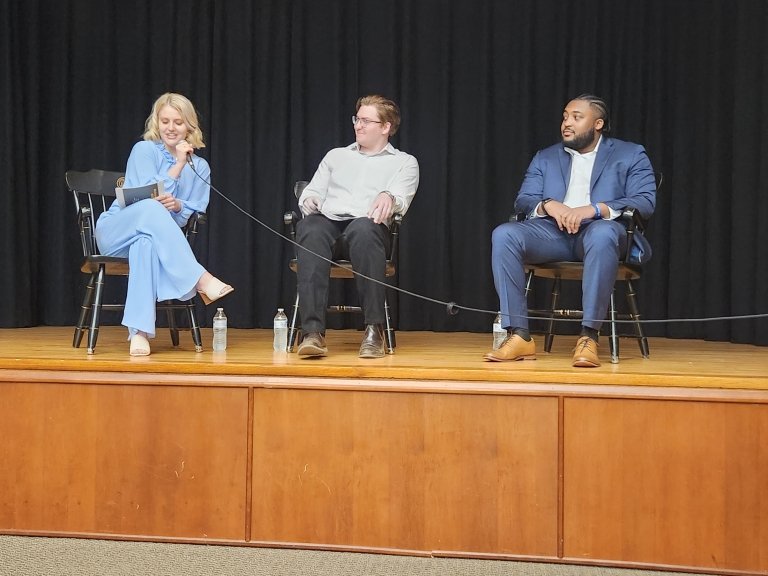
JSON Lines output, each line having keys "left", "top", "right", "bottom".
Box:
{"left": 87, "top": 267, "right": 106, "bottom": 355}
{"left": 384, "top": 296, "right": 395, "bottom": 354}
{"left": 166, "top": 305, "right": 180, "bottom": 347}
{"left": 524, "top": 269, "right": 535, "bottom": 339}
{"left": 187, "top": 300, "right": 204, "bottom": 352}
{"left": 625, "top": 279, "right": 649, "bottom": 358}
{"left": 608, "top": 291, "right": 619, "bottom": 364}
{"left": 73, "top": 274, "right": 96, "bottom": 348}
{"left": 544, "top": 277, "right": 561, "bottom": 353}
{"left": 524, "top": 270, "right": 534, "bottom": 299}
{"left": 287, "top": 293, "right": 301, "bottom": 352}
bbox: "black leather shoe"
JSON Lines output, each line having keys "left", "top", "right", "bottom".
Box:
{"left": 359, "top": 324, "right": 385, "bottom": 358}
{"left": 298, "top": 332, "right": 327, "bottom": 358}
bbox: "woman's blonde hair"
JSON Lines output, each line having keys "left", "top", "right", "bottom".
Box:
{"left": 143, "top": 92, "right": 206, "bottom": 148}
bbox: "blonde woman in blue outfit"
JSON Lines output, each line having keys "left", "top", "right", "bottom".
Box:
{"left": 96, "top": 93, "right": 233, "bottom": 356}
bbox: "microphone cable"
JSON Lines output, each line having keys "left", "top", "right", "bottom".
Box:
{"left": 187, "top": 162, "right": 768, "bottom": 327}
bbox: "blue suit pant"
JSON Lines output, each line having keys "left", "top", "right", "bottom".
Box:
{"left": 491, "top": 218, "right": 627, "bottom": 331}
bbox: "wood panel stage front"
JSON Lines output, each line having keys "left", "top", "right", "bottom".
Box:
{"left": 1, "top": 327, "right": 767, "bottom": 575}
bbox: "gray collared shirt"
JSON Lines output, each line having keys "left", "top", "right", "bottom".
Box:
{"left": 299, "top": 142, "right": 420, "bottom": 222}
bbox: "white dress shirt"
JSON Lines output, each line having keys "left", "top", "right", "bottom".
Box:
{"left": 562, "top": 137, "right": 601, "bottom": 208}
{"left": 299, "top": 142, "right": 419, "bottom": 222}
{"left": 533, "top": 136, "right": 618, "bottom": 220}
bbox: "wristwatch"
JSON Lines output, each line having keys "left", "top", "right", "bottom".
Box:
{"left": 540, "top": 198, "right": 553, "bottom": 214}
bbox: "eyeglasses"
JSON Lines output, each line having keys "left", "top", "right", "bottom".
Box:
{"left": 352, "top": 115, "right": 382, "bottom": 127}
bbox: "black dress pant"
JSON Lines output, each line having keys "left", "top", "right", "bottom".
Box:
{"left": 296, "top": 214, "right": 390, "bottom": 333}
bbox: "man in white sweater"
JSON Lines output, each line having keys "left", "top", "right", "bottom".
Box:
{"left": 296, "top": 95, "right": 419, "bottom": 359}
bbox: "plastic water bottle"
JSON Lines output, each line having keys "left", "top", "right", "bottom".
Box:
{"left": 492, "top": 312, "right": 507, "bottom": 350}
{"left": 212, "top": 307, "right": 227, "bottom": 352}
{"left": 273, "top": 308, "right": 288, "bottom": 352}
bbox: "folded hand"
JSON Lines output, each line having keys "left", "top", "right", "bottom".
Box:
{"left": 367, "top": 192, "right": 394, "bottom": 224}
{"left": 156, "top": 193, "right": 180, "bottom": 213}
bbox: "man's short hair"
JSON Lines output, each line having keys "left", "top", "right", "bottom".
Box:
{"left": 356, "top": 95, "right": 401, "bottom": 136}
{"left": 573, "top": 93, "right": 611, "bottom": 134}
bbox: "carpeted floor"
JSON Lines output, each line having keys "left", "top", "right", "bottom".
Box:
{"left": 0, "top": 536, "right": 717, "bottom": 576}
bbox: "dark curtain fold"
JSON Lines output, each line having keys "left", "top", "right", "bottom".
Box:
{"left": 2, "top": 0, "right": 767, "bottom": 345}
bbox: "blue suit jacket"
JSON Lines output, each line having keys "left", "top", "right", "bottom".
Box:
{"left": 514, "top": 137, "right": 656, "bottom": 222}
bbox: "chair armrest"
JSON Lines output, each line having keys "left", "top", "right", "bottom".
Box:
{"left": 284, "top": 210, "right": 299, "bottom": 239}
{"left": 618, "top": 207, "right": 648, "bottom": 230}
{"left": 77, "top": 206, "right": 96, "bottom": 257}
{"left": 387, "top": 214, "right": 404, "bottom": 261}
{"left": 617, "top": 207, "right": 649, "bottom": 262}
{"left": 390, "top": 213, "right": 403, "bottom": 233}
{"left": 184, "top": 211, "right": 207, "bottom": 249}
{"left": 187, "top": 211, "right": 207, "bottom": 230}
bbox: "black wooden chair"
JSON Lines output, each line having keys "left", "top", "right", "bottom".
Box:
{"left": 66, "top": 168, "right": 205, "bottom": 354}
{"left": 283, "top": 181, "right": 401, "bottom": 354}
{"left": 524, "top": 173, "right": 663, "bottom": 364}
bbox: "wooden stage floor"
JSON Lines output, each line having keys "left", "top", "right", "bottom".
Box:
{"left": 1, "top": 326, "right": 766, "bottom": 391}
{"left": 2, "top": 326, "right": 768, "bottom": 574}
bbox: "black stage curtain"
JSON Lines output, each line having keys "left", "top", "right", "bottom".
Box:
{"left": 2, "top": 0, "right": 767, "bottom": 345}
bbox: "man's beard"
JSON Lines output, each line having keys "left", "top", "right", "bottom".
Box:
{"left": 563, "top": 127, "right": 596, "bottom": 151}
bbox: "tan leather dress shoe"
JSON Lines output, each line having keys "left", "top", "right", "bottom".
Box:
{"left": 298, "top": 332, "right": 327, "bottom": 358}
{"left": 572, "top": 336, "right": 601, "bottom": 367}
{"left": 483, "top": 334, "right": 536, "bottom": 362}
{"left": 359, "top": 324, "right": 386, "bottom": 358}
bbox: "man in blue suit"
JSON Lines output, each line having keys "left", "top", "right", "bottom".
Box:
{"left": 485, "top": 94, "right": 656, "bottom": 367}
